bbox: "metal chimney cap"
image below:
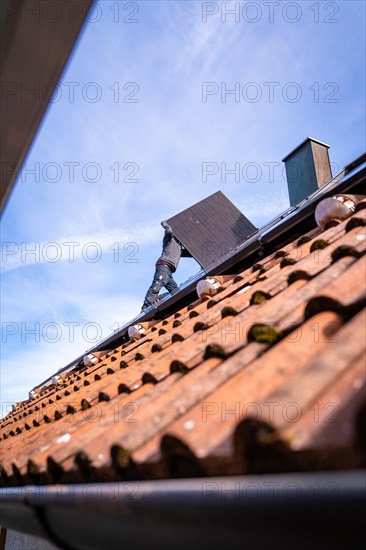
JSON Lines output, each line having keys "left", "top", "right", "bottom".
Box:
{"left": 282, "top": 137, "right": 330, "bottom": 162}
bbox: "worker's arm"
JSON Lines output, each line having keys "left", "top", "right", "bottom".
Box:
{"left": 161, "top": 221, "right": 192, "bottom": 257}
{"left": 161, "top": 220, "right": 173, "bottom": 234}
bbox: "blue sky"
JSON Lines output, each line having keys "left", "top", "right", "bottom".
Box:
{"left": 1, "top": 0, "right": 365, "bottom": 415}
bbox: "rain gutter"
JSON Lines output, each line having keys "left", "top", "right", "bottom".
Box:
{"left": 1, "top": 471, "right": 365, "bottom": 550}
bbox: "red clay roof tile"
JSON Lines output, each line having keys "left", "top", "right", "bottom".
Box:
{"left": 1, "top": 207, "right": 365, "bottom": 486}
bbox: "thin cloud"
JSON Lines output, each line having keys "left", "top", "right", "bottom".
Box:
{"left": 1, "top": 222, "right": 161, "bottom": 273}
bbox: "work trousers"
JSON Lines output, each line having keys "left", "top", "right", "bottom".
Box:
{"left": 142, "top": 264, "right": 178, "bottom": 310}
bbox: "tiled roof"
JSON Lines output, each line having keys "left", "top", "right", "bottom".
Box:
{"left": 1, "top": 201, "right": 365, "bottom": 487}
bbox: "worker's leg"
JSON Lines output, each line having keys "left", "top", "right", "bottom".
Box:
{"left": 141, "top": 267, "right": 163, "bottom": 310}
{"left": 164, "top": 271, "right": 178, "bottom": 293}
{"left": 141, "top": 266, "right": 177, "bottom": 310}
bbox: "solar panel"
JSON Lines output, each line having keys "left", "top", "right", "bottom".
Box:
{"left": 166, "top": 191, "right": 257, "bottom": 269}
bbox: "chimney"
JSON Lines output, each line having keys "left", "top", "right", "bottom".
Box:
{"left": 282, "top": 137, "right": 332, "bottom": 206}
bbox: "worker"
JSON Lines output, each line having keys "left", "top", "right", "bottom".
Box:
{"left": 141, "top": 221, "right": 189, "bottom": 310}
